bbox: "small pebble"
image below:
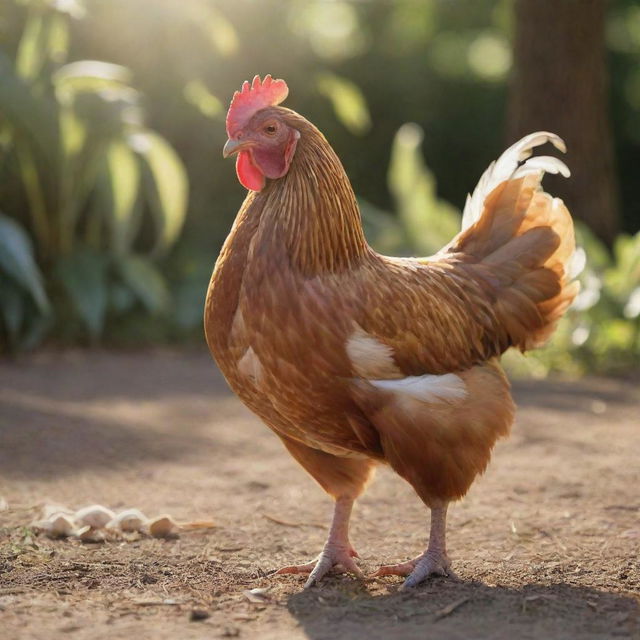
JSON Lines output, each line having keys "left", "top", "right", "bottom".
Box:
{"left": 190, "top": 608, "right": 210, "bottom": 622}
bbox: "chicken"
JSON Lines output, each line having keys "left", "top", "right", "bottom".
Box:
{"left": 205, "top": 75, "right": 579, "bottom": 588}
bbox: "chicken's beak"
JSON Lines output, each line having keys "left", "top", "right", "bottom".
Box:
{"left": 223, "top": 138, "right": 251, "bottom": 158}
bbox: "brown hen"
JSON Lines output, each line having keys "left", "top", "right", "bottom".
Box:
{"left": 205, "top": 76, "right": 579, "bottom": 588}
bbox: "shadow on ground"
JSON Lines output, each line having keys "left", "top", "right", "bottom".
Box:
{"left": 287, "top": 578, "right": 639, "bottom": 640}
{"left": 0, "top": 350, "right": 233, "bottom": 479}
{"left": 513, "top": 376, "right": 639, "bottom": 413}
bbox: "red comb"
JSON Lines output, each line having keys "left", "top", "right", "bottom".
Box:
{"left": 226, "top": 75, "right": 289, "bottom": 137}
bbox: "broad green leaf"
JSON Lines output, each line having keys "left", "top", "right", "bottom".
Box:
{"left": 605, "top": 231, "right": 640, "bottom": 299}
{"left": 187, "top": 2, "right": 238, "bottom": 56}
{"left": 183, "top": 80, "right": 223, "bottom": 119}
{"left": 0, "top": 212, "right": 50, "bottom": 313}
{"left": 16, "top": 9, "right": 47, "bottom": 81}
{"left": 15, "top": 142, "right": 50, "bottom": 253}
{"left": 116, "top": 255, "right": 169, "bottom": 313}
{"left": 17, "top": 311, "right": 52, "bottom": 351}
{"left": 0, "top": 272, "right": 51, "bottom": 351}
{"left": 59, "top": 106, "right": 86, "bottom": 156}
{"left": 316, "top": 72, "right": 371, "bottom": 135}
{"left": 47, "top": 13, "right": 70, "bottom": 63}
{"left": 55, "top": 248, "right": 108, "bottom": 337}
{"left": 16, "top": 9, "right": 69, "bottom": 81}
{"left": 108, "top": 282, "right": 136, "bottom": 314}
{"left": 389, "top": 123, "right": 461, "bottom": 256}
{"left": 0, "top": 52, "right": 59, "bottom": 163}
{"left": 615, "top": 231, "right": 640, "bottom": 285}
{"left": 133, "top": 130, "right": 188, "bottom": 252}
{"left": 53, "top": 60, "right": 133, "bottom": 94}
{"left": 0, "top": 274, "right": 26, "bottom": 343}
{"left": 98, "top": 140, "right": 140, "bottom": 253}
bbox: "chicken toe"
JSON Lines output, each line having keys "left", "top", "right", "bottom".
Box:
{"left": 374, "top": 505, "right": 458, "bottom": 588}
{"left": 274, "top": 496, "right": 363, "bottom": 588}
{"left": 276, "top": 543, "right": 363, "bottom": 588}
{"left": 401, "top": 549, "right": 458, "bottom": 589}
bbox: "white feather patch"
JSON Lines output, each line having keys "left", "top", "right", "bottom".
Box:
{"left": 237, "top": 346, "right": 263, "bottom": 384}
{"left": 230, "top": 306, "right": 246, "bottom": 340}
{"left": 371, "top": 373, "right": 467, "bottom": 404}
{"left": 461, "top": 131, "right": 569, "bottom": 231}
{"left": 346, "top": 326, "right": 401, "bottom": 379}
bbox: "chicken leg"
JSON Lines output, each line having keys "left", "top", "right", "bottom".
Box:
{"left": 273, "top": 436, "right": 375, "bottom": 587}
{"left": 373, "top": 504, "right": 456, "bottom": 588}
{"left": 276, "top": 496, "right": 363, "bottom": 588}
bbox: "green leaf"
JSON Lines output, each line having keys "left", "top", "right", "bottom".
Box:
{"left": 16, "top": 9, "right": 69, "bottom": 81}
{"left": 0, "top": 274, "right": 26, "bottom": 343}
{"left": 0, "top": 273, "right": 51, "bottom": 351}
{"left": 0, "top": 51, "right": 59, "bottom": 164}
{"left": 55, "top": 248, "right": 108, "bottom": 338}
{"left": 59, "top": 105, "right": 86, "bottom": 156}
{"left": 47, "top": 13, "right": 70, "bottom": 64}
{"left": 98, "top": 140, "right": 141, "bottom": 253}
{"left": 116, "top": 255, "right": 169, "bottom": 314}
{"left": 16, "top": 9, "right": 48, "bottom": 81}
{"left": 187, "top": 2, "right": 238, "bottom": 56}
{"left": 614, "top": 231, "right": 640, "bottom": 286}
{"left": 183, "top": 80, "right": 223, "bottom": 119}
{"left": 53, "top": 60, "right": 133, "bottom": 95}
{"left": 15, "top": 142, "right": 51, "bottom": 255}
{"left": 0, "top": 212, "right": 50, "bottom": 313}
{"left": 388, "top": 123, "right": 461, "bottom": 255}
{"left": 605, "top": 231, "right": 640, "bottom": 300}
{"left": 316, "top": 72, "right": 371, "bottom": 135}
{"left": 108, "top": 282, "right": 136, "bottom": 314}
{"left": 133, "top": 130, "right": 188, "bottom": 253}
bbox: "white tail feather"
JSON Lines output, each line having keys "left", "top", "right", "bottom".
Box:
{"left": 461, "top": 132, "right": 570, "bottom": 232}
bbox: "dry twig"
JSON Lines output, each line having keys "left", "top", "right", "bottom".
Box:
{"left": 433, "top": 597, "right": 469, "bottom": 621}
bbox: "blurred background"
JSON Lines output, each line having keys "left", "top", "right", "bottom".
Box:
{"left": 0, "top": 0, "right": 639, "bottom": 376}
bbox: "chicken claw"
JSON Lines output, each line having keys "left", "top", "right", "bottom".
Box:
{"left": 373, "top": 505, "right": 458, "bottom": 589}
{"left": 275, "top": 496, "right": 363, "bottom": 588}
{"left": 276, "top": 543, "right": 364, "bottom": 588}
{"left": 373, "top": 549, "right": 458, "bottom": 589}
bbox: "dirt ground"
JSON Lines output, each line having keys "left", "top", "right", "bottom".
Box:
{"left": 0, "top": 350, "right": 638, "bottom": 640}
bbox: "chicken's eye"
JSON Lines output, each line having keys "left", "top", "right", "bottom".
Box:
{"left": 264, "top": 124, "right": 278, "bottom": 135}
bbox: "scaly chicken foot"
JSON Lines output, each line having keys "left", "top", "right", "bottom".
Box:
{"left": 275, "top": 496, "right": 363, "bottom": 588}
{"left": 373, "top": 505, "right": 457, "bottom": 588}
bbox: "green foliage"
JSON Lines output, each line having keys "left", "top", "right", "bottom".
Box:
{"left": 316, "top": 72, "right": 371, "bottom": 136}
{"left": 363, "top": 123, "right": 462, "bottom": 257}
{"left": 388, "top": 123, "right": 461, "bottom": 256}
{"left": 0, "top": 0, "right": 187, "bottom": 350}
{"left": 0, "top": 213, "right": 49, "bottom": 314}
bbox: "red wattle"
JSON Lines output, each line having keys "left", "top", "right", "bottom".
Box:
{"left": 236, "top": 151, "right": 265, "bottom": 192}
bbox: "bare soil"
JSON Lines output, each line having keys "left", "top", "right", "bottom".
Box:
{"left": 0, "top": 350, "right": 638, "bottom": 640}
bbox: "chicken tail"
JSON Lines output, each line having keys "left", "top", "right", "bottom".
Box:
{"left": 447, "top": 132, "right": 580, "bottom": 351}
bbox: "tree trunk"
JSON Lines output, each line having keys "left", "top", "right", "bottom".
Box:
{"left": 507, "top": 0, "right": 618, "bottom": 245}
